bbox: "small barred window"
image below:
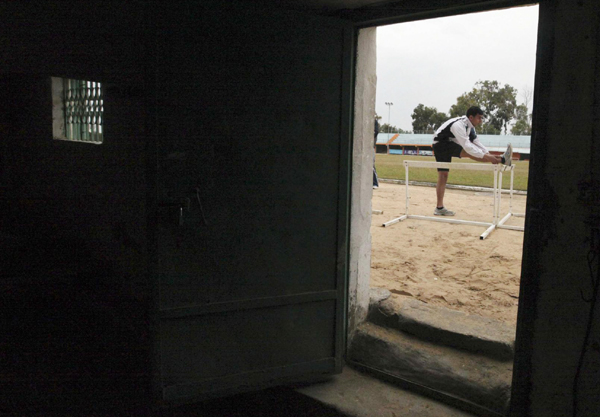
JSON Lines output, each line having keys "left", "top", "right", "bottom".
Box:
{"left": 52, "top": 77, "right": 103, "bottom": 144}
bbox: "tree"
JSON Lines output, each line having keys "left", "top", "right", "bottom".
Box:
{"left": 411, "top": 104, "right": 448, "bottom": 134}
{"left": 521, "top": 85, "right": 533, "bottom": 112}
{"left": 449, "top": 80, "right": 518, "bottom": 134}
{"left": 511, "top": 85, "right": 533, "bottom": 135}
{"left": 448, "top": 95, "right": 475, "bottom": 119}
{"left": 380, "top": 124, "right": 408, "bottom": 134}
{"left": 511, "top": 104, "right": 532, "bottom": 135}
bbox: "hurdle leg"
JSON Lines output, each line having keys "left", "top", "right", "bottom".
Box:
{"left": 497, "top": 166, "right": 525, "bottom": 232}
{"left": 509, "top": 166, "right": 514, "bottom": 214}
{"left": 481, "top": 223, "right": 497, "bottom": 240}
{"left": 498, "top": 169, "right": 503, "bottom": 223}
{"left": 493, "top": 166, "right": 499, "bottom": 224}
{"left": 382, "top": 161, "right": 410, "bottom": 227}
{"left": 508, "top": 166, "right": 525, "bottom": 218}
{"left": 498, "top": 212, "right": 513, "bottom": 227}
{"left": 405, "top": 161, "right": 410, "bottom": 216}
{"left": 481, "top": 166, "right": 499, "bottom": 240}
{"left": 383, "top": 215, "right": 408, "bottom": 227}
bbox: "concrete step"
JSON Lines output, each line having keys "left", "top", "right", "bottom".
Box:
{"left": 296, "top": 366, "right": 477, "bottom": 417}
{"left": 348, "top": 322, "right": 512, "bottom": 415}
{"left": 368, "top": 289, "right": 516, "bottom": 361}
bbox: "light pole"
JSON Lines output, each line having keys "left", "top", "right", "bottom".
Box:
{"left": 385, "top": 102, "right": 393, "bottom": 133}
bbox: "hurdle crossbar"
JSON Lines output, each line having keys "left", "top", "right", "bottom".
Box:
{"left": 382, "top": 160, "right": 523, "bottom": 239}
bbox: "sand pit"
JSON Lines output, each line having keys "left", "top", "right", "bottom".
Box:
{"left": 371, "top": 181, "right": 526, "bottom": 325}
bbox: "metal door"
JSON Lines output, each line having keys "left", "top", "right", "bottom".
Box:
{"left": 151, "top": 3, "right": 353, "bottom": 404}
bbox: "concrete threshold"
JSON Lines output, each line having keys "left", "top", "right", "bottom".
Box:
{"left": 296, "top": 366, "right": 477, "bottom": 417}
{"left": 339, "top": 288, "right": 515, "bottom": 415}
{"left": 348, "top": 322, "right": 512, "bottom": 415}
{"left": 368, "top": 290, "right": 516, "bottom": 361}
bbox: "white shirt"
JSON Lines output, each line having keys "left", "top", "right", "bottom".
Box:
{"left": 433, "top": 116, "right": 489, "bottom": 159}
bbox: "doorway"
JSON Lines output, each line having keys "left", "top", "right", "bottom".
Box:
{"left": 347, "top": 5, "right": 538, "bottom": 416}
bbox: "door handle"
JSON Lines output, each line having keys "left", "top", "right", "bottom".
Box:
{"left": 158, "top": 199, "right": 189, "bottom": 226}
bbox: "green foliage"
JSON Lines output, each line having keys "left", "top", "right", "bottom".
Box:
{"left": 511, "top": 104, "right": 532, "bottom": 135}
{"left": 380, "top": 123, "right": 408, "bottom": 134}
{"left": 411, "top": 104, "right": 448, "bottom": 134}
{"left": 448, "top": 95, "right": 473, "bottom": 118}
{"left": 449, "top": 80, "right": 518, "bottom": 134}
{"left": 375, "top": 154, "right": 529, "bottom": 190}
{"left": 376, "top": 112, "right": 408, "bottom": 133}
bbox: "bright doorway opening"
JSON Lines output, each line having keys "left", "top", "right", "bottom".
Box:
{"left": 349, "top": 5, "right": 539, "bottom": 416}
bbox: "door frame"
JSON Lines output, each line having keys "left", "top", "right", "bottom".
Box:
{"left": 345, "top": 1, "right": 542, "bottom": 415}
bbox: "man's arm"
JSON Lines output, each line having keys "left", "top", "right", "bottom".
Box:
{"left": 472, "top": 137, "right": 490, "bottom": 154}
{"left": 472, "top": 137, "right": 502, "bottom": 163}
{"left": 481, "top": 153, "right": 501, "bottom": 163}
{"left": 449, "top": 121, "right": 486, "bottom": 159}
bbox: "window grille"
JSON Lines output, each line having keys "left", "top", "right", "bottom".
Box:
{"left": 52, "top": 77, "right": 104, "bottom": 144}
{"left": 63, "top": 79, "right": 103, "bottom": 143}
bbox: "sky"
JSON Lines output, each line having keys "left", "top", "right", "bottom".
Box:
{"left": 375, "top": 5, "right": 539, "bottom": 132}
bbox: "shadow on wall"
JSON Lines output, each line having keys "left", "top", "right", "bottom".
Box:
{"left": 1, "top": 234, "right": 150, "bottom": 412}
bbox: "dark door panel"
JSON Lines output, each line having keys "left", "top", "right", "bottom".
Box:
{"left": 153, "top": 2, "right": 352, "bottom": 404}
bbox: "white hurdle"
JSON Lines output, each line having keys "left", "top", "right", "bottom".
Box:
{"left": 382, "top": 160, "right": 524, "bottom": 239}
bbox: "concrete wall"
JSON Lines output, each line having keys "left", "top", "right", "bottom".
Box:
{"left": 511, "top": 1, "right": 600, "bottom": 415}
{"left": 348, "top": 27, "right": 377, "bottom": 338}
{"left": 0, "top": 3, "right": 151, "bottom": 408}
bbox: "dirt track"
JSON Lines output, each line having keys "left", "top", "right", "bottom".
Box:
{"left": 371, "top": 182, "right": 526, "bottom": 324}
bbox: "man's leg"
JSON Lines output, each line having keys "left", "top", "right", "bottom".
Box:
{"left": 434, "top": 170, "right": 455, "bottom": 216}
{"left": 436, "top": 170, "right": 449, "bottom": 208}
{"left": 432, "top": 140, "right": 458, "bottom": 216}
{"left": 373, "top": 166, "right": 379, "bottom": 189}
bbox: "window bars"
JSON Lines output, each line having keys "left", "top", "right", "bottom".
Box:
{"left": 63, "top": 78, "right": 103, "bottom": 143}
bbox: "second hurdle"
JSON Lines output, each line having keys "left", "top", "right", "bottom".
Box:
{"left": 382, "top": 160, "right": 525, "bottom": 240}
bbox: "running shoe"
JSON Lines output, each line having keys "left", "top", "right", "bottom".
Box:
{"left": 434, "top": 207, "right": 455, "bottom": 216}
{"left": 502, "top": 143, "right": 513, "bottom": 166}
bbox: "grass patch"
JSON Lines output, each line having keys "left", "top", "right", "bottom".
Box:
{"left": 376, "top": 154, "right": 529, "bottom": 191}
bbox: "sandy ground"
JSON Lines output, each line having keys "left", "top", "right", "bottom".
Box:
{"left": 371, "top": 181, "right": 526, "bottom": 325}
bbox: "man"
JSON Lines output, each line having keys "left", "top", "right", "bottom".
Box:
{"left": 373, "top": 117, "right": 380, "bottom": 189}
{"left": 431, "top": 106, "right": 512, "bottom": 216}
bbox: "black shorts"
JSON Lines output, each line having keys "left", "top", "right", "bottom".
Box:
{"left": 432, "top": 140, "right": 463, "bottom": 172}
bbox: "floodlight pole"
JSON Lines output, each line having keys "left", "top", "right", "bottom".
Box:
{"left": 385, "top": 102, "right": 393, "bottom": 133}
